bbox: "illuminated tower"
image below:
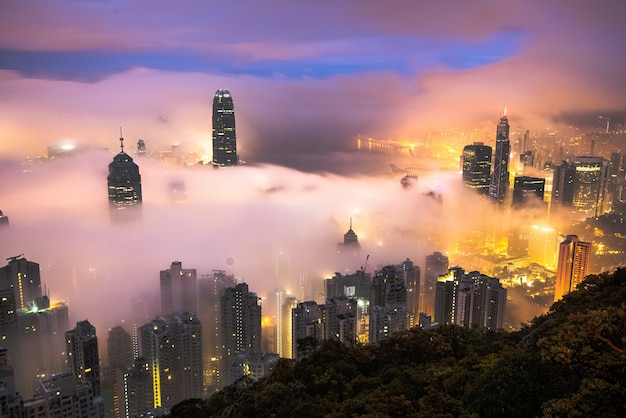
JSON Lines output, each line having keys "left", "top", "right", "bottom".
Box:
{"left": 462, "top": 142, "right": 492, "bottom": 196}
{"left": 107, "top": 133, "right": 142, "bottom": 219}
{"left": 489, "top": 113, "right": 511, "bottom": 206}
{"left": 554, "top": 235, "right": 591, "bottom": 302}
{"left": 212, "top": 89, "right": 238, "bottom": 167}
{"left": 66, "top": 319, "right": 101, "bottom": 396}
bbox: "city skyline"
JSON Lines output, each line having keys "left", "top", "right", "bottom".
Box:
{"left": 1, "top": 1, "right": 626, "bottom": 172}
{"left": 1, "top": 1, "right": 626, "bottom": 401}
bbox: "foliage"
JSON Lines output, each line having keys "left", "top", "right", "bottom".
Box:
{"left": 166, "top": 268, "right": 626, "bottom": 417}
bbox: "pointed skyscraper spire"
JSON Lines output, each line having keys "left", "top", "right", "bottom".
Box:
{"left": 119, "top": 127, "right": 124, "bottom": 153}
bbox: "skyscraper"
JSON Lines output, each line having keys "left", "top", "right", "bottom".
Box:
{"left": 66, "top": 319, "right": 101, "bottom": 396}
{"left": 512, "top": 176, "right": 545, "bottom": 208}
{"left": 462, "top": 142, "right": 492, "bottom": 196}
{"left": 489, "top": 114, "right": 511, "bottom": 206}
{"left": 571, "top": 156, "right": 609, "bottom": 217}
{"left": 212, "top": 89, "right": 238, "bottom": 167}
{"left": 554, "top": 235, "right": 592, "bottom": 302}
{"left": 552, "top": 157, "right": 609, "bottom": 218}
{"left": 107, "top": 326, "right": 133, "bottom": 418}
{"left": 369, "top": 265, "right": 407, "bottom": 344}
{"left": 435, "top": 268, "right": 507, "bottom": 331}
{"left": 0, "top": 255, "right": 42, "bottom": 314}
{"left": 220, "top": 283, "right": 261, "bottom": 387}
{"left": 139, "top": 313, "right": 203, "bottom": 409}
{"left": 422, "top": 252, "right": 449, "bottom": 317}
{"left": 160, "top": 261, "right": 198, "bottom": 316}
{"left": 107, "top": 134, "right": 142, "bottom": 219}
{"left": 197, "top": 270, "right": 236, "bottom": 389}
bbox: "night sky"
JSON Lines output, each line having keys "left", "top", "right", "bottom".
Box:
{"left": 1, "top": 0, "right": 625, "bottom": 168}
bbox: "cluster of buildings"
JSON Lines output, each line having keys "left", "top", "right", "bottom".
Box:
{"left": 1, "top": 94, "right": 620, "bottom": 417}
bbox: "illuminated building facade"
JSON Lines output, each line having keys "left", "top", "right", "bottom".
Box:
{"left": 139, "top": 313, "right": 203, "bottom": 409}
{"left": 423, "top": 252, "right": 449, "bottom": 317}
{"left": 291, "top": 297, "right": 357, "bottom": 359}
{"left": 552, "top": 157, "right": 609, "bottom": 217}
{"left": 512, "top": 176, "right": 545, "bottom": 208}
{"left": 529, "top": 225, "right": 558, "bottom": 268}
{"left": 220, "top": 283, "right": 261, "bottom": 387}
{"left": 16, "top": 296, "right": 69, "bottom": 395}
{"left": 0, "top": 255, "right": 42, "bottom": 314}
{"left": 489, "top": 114, "right": 511, "bottom": 206}
{"left": 197, "top": 270, "right": 236, "bottom": 389}
{"left": 369, "top": 265, "right": 407, "bottom": 344}
{"left": 462, "top": 142, "right": 492, "bottom": 195}
{"left": 66, "top": 319, "right": 101, "bottom": 396}
{"left": 23, "top": 371, "right": 104, "bottom": 418}
{"left": 160, "top": 261, "right": 198, "bottom": 316}
{"left": 554, "top": 235, "right": 591, "bottom": 302}
{"left": 571, "top": 156, "right": 609, "bottom": 217}
{"left": 435, "top": 268, "right": 507, "bottom": 330}
{"left": 107, "top": 135, "right": 142, "bottom": 219}
{"left": 212, "top": 89, "right": 238, "bottom": 167}
{"left": 229, "top": 352, "right": 279, "bottom": 385}
{"left": 124, "top": 358, "right": 153, "bottom": 418}
{"left": 107, "top": 326, "right": 133, "bottom": 418}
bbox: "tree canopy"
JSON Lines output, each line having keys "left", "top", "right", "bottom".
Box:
{"left": 167, "top": 268, "right": 626, "bottom": 417}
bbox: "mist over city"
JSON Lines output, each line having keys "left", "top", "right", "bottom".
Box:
{"left": 1, "top": 1, "right": 626, "bottom": 416}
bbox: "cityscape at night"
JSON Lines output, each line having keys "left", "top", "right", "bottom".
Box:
{"left": 1, "top": 1, "right": 626, "bottom": 417}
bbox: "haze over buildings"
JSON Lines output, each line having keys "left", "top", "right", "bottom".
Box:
{"left": 0, "top": 1, "right": 626, "bottom": 415}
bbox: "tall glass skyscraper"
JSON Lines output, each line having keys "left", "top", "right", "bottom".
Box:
{"left": 212, "top": 89, "right": 238, "bottom": 167}
{"left": 107, "top": 135, "right": 142, "bottom": 217}
{"left": 489, "top": 114, "right": 510, "bottom": 205}
{"left": 462, "top": 142, "right": 492, "bottom": 195}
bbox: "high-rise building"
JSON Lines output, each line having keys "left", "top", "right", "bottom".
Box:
{"left": 197, "top": 270, "right": 236, "bottom": 390}
{"left": 23, "top": 371, "right": 105, "bottom": 418}
{"left": 123, "top": 357, "right": 153, "bottom": 418}
{"left": 212, "top": 89, "right": 238, "bottom": 167}
{"left": 572, "top": 156, "right": 609, "bottom": 217}
{"left": 336, "top": 219, "right": 362, "bottom": 272}
{"left": 369, "top": 266, "right": 407, "bottom": 344}
{"left": 489, "top": 114, "right": 511, "bottom": 206}
{"left": 512, "top": 176, "right": 545, "bottom": 208}
{"left": 107, "top": 326, "right": 133, "bottom": 418}
{"left": 462, "top": 142, "right": 492, "bottom": 196}
{"left": 0, "top": 348, "right": 23, "bottom": 418}
{"left": 528, "top": 225, "right": 558, "bottom": 268}
{"left": 434, "top": 267, "right": 465, "bottom": 325}
{"left": 220, "top": 283, "right": 261, "bottom": 387}
{"left": 291, "top": 297, "right": 357, "bottom": 359}
{"left": 107, "top": 134, "right": 142, "bottom": 219}
{"left": 435, "top": 268, "right": 507, "bottom": 330}
{"left": 160, "top": 261, "right": 198, "bottom": 316}
{"left": 0, "top": 210, "right": 8, "bottom": 226}
{"left": 0, "top": 255, "right": 42, "bottom": 315}
{"left": 66, "top": 319, "right": 101, "bottom": 397}
{"left": 554, "top": 235, "right": 592, "bottom": 302}
{"left": 552, "top": 157, "right": 609, "bottom": 218}
{"left": 15, "top": 296, "right": 69, "bottom": 396}
{"left": 551, "top": 161, "right": 576, "bottom": 207}
{"left": 139, "top": 313, "right": 203, "bottom": 409}
{"left": 422, "top": 252, "right": 449, "bottom": 317}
